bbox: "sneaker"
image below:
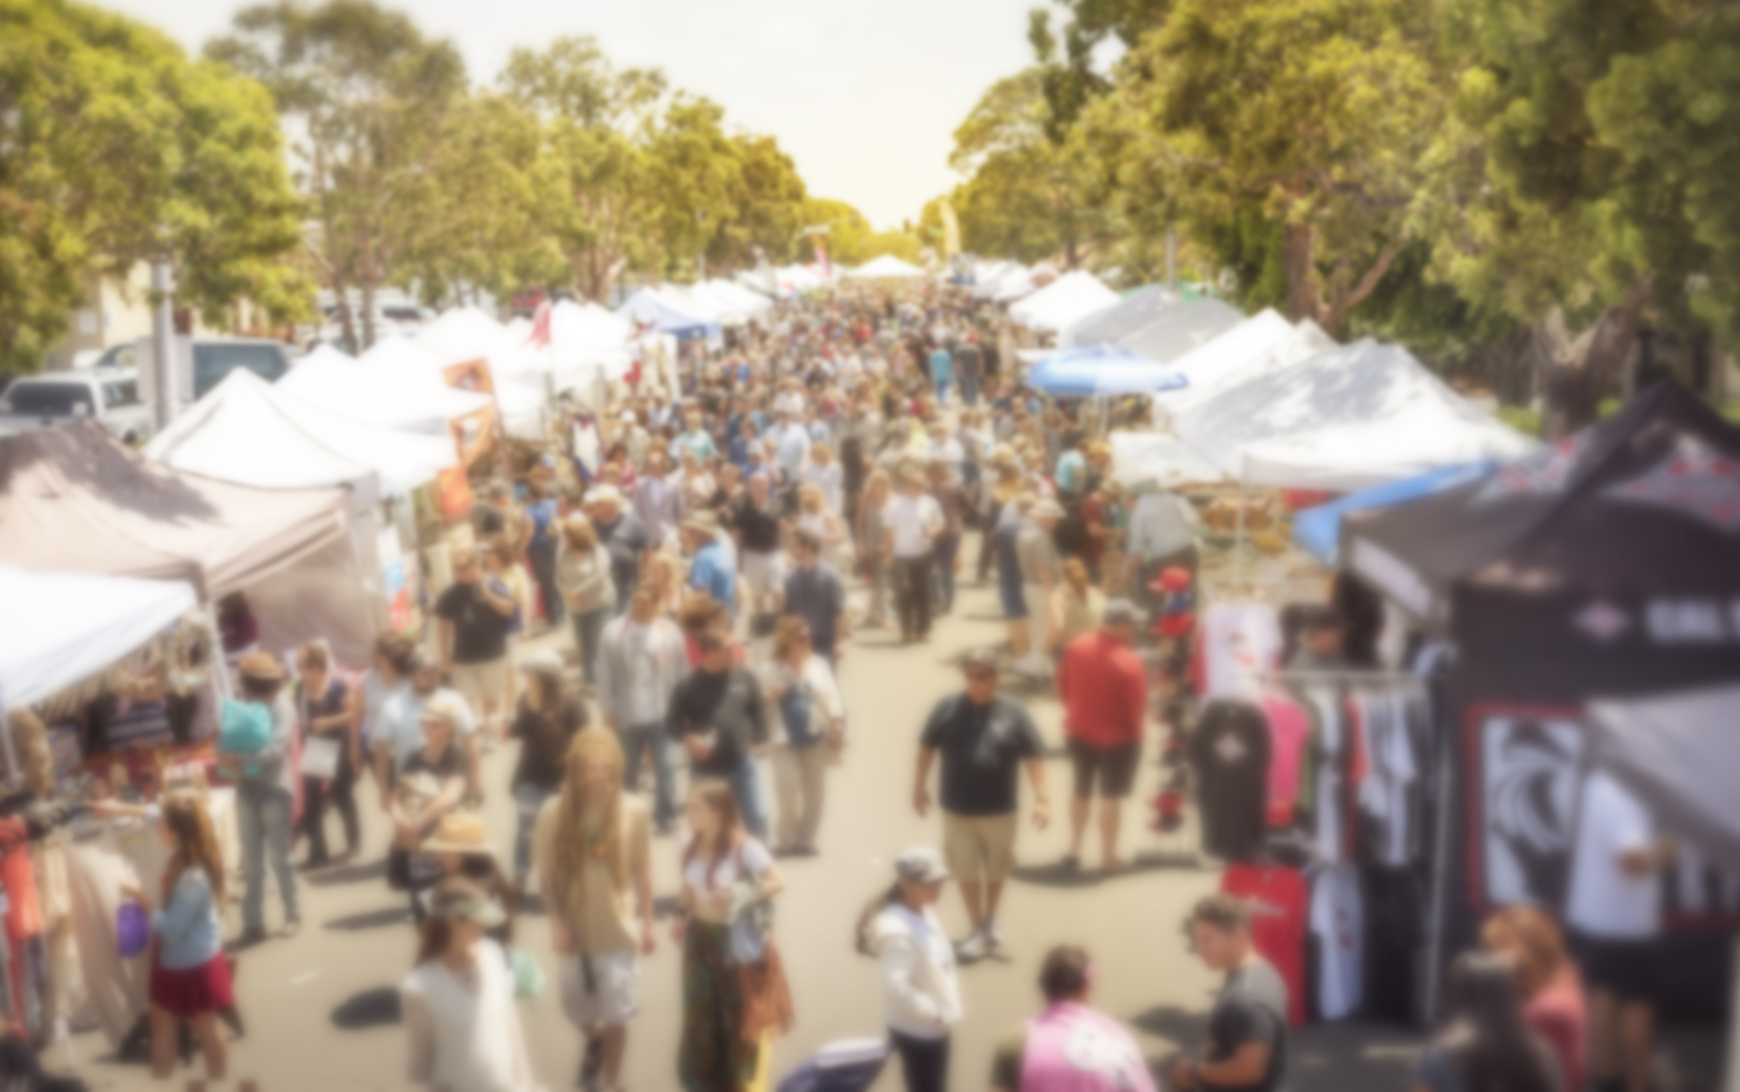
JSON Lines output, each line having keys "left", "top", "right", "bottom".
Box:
{"left": 956, "top": 930, "right": 990, "bottom": 961}
{"left": 985, "top": 920, "right": 1004, "bottom": 951}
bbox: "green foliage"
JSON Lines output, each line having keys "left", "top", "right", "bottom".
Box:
{"left": 0, "top": 0, "right": 308, "bottom": 375}
{"left": 210, "top": 0, "right": 467, "bottom": 350}
{"left": 1027, "top": 0, "right": 1171, "bottom": 139}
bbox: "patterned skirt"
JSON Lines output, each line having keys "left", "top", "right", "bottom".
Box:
{"left": 679, "top": 922, "right": 754, "bottom": 1092}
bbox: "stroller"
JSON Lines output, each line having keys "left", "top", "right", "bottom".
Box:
{"left": 777, "top": 1038, "right": 890, "bottom": 1092}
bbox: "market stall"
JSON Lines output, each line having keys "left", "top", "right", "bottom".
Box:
{"left": 1061, "top": 282, "right": 1179, "bottom": 346}
{"left": 0, "top": 422, "right": 364, "bottom": 661}
{"left": 1340, "top": 381, "right": 1740, "bottom": 1018}
{"left": 1115, "top": 296, "right": 1246, "bottom": 365}
{"left": 1008, "top": 270, "right": 1119, "bottom": 335}
{"left": 1151, "top": 309, "right": 1336, "bottom": 417}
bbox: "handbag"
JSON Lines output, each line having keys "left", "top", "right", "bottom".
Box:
{"left": 117, "top": 902, "right": 150, "bottom": 959}
{"left": 299, "top": 735, "right": 342, "bottom": 780}
{"left": 510, "top": 948, "right": 545, "bottom": 999}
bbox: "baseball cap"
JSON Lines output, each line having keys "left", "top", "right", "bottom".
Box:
{"left": 961, "top": 647, "right": 1000, "bottom": 674}
{"left": 521, "top": 649, "right": 564, "bottom": 676}
{"left": 894, "top": 847, "right": 950, "bottom": 885}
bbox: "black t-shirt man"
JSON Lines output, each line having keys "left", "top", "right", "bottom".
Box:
{"left": 1204, "top": 958, "right": 1288, "bottom": 1092}
{"left": 919, "top": 693, "right": 1044, "bottom": 816}
{"left": 731, "top": 493, "right": 783, "bottom": 554}
{"left": 434, "top": 580, "right": 512, "bottom": 664}
{"left": 666, "top": 664, "right": 768, "bottom": 777}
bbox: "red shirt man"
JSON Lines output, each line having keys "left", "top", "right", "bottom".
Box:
{"left": 1057, "top": 600, "right": 1149, "bottom": 870}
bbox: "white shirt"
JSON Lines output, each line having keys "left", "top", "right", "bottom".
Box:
{"left": 1309, "top": 863, "right": 1363, "bottom": 1020}
{"left": 1125, "top": 491, "right": 1199, "bottom": 562}
{"left": 621, "top": 620, "right": 669, "bottom": 726}
{"left": 400, "top": 939, "right": 540, "bottom": 1092}
{"left": 927, "top": 437, "right": 965, "bottom": 479}
{"left": 684, "top": 837, "right": 774, "bottom": 900}
{"left": 872, "top": 904, "right": 962, "bottom": 1040}
{"left": 1566, "top": 769, "right": 1661, "bottom": 939}
{"left": 882, "top": 493, "right": 943, "bottom": 559}
{"left": 773, "top": 422, "right": 811, "bottom": 476}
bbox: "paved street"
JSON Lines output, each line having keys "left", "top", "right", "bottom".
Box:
{"left": 62, "top": 566, "right": 1719, "bottom": 1092}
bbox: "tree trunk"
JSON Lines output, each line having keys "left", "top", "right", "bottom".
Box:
{"left": 1536, "top": 279, "right": 1651, "bottom": 439}
{"left": 1283, "top": 222, "right": 1320, "bottom": 325}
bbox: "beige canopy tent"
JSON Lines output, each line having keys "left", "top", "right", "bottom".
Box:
{"left": 0, "top": 422, "right": 375, "bottom": 662}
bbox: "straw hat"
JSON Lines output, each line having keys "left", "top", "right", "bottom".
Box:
{"left": 681, "top": 510, "right": 719, "bottom": 536}
{"left": 417, "top": 693, "right": 466, "bottom": 729}
{"left": 1030, "top": 498, "right": 1065, "bottom": 520}
{"left": 420, "top": 812, "right": 493, "bottom": 857}
{"left": 585, "top": 484, "right": 625, "bottom": 508}
{"left": 236, "top": 652, "right": 284, "bottom": 682}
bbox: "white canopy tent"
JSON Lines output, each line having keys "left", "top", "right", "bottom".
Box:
{"left": 146, "top": 370, "right": 456, "bottom": 498}
{"left": 1009, "top": 271, "right": 1120, "bottom": 334}
{"left": 278, "top": 347, "right": 494, "bottom": 433}
{"left": 705, "top": 279, "right": 773, "bottom": 318}
{"left": 1175, "top": 338, "right": 1538, "bottom": 486}
{"left": 1152, "top": 310, "right": 1337, "bottom": 417}
{"left": 993, "top": 263, "right": 1058, "bottom": 303}
{"left": 0, "top": 567, "right": 197, "bottom": 709}
{"left": 848, "top": 255, "right": 925, "bottom": 281}
{"left": 414, "top": 307, "right": 519, "bottom": 373}
{"left": 971, "top": 260, "right": 1026, "bottom": 300}
{"left": 1117, "top": 297, "right": 1247, "bottom": 365}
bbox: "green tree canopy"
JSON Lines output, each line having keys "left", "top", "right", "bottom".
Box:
{"left": 1, "top": 0, "right": 307, "bottom": 374}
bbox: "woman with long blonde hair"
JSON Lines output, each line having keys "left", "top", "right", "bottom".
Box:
{"left": 534, "top": 728, "right": 655, "bottom": 1092}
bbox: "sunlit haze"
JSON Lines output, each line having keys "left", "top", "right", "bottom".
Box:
{"left": 97, "top": 0, "right": 1042, "bottom": 230}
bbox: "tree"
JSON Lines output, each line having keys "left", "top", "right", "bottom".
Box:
{"left": 947, "top": 69, "right": 1106, "bottom": 267}
{"left": 1423, "top": 0, "right": 1739, "bottom": 431}
{"left": 706, "top": 134, "right": 808, "bottom": 271}
{"left": 209, "top": 0, "right": 467, "bottom": 351}
{"left": 1104, "top": 0, "right": 1445, "bottom": 333}
{"left": 1027, "top": 0, "right": 1172, "bottom": 139}
{"left": 394, "top": 92, "right": 565, "bottom": 309}
{"left": 502, "top": 36, "right": 665, "bottom": 303}
{"left": 0, "top": 0, "right": 308, "bottom": 375}
{"left": 644, "top": 95, "right": 743, "bottom": 280}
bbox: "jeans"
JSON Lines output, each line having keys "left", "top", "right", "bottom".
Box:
{"left": 892, "top": 1030, "right": 950, "bottom": 1092}
{"left": 528, "top": 538, "right": 562, "bottom": 625}
{"left": 299, "top": 746, "right": 359, "bottom": 863}
{"left": 961, "top": 366, "right": 981, "bottom": 406}
{"left": 620, "top": 722, "right": 676, "bottom": 830}
{"left": 512, "top": 782, "right": 556, "bottom": 882}
{"left": 572, "top": 607, "right": 611, "bottom": 686}
{"left": 931, "top": 536, "right": 960, "bottom": 615}
{"left": 933, "top": 376, "right": 951, "bottom": 404}
{"left": 726, "top": 757, "right": 768, "bottom": 843}
{"left": 892, "top": 555, "right": 934, "bottom": 638}
{"left": 237, "top": 779, "right": 298, "bottom": 932}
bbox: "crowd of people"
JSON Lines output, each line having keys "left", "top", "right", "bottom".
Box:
{"left": 99, "top": 286, "right": 1657, "bottom": 1092}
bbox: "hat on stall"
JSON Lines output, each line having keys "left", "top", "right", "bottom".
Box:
{"left": 894, "top": 846, "right": 950, "bottom": 885}
{"left": 427, "top": 876, "right": 507, "bottom": 929}
{"left": 236, "top": 652, "right": 285, "bottom": 682}
{"left": 421, "top": 812, "right": 495, "bottom": 857}
{"left": 585, "top": 484, "right": 625, "bottom": 508}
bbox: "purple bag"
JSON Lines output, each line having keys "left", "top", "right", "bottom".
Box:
{"left": 117, "top": 902, "right": 150, "bottom": 959}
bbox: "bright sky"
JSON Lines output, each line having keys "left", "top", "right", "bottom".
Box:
{"left": 100, "top": 0, "right": 1041, "bottom": 230}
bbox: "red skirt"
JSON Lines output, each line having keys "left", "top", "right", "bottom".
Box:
{"left": 148, "top": 944, "right": 234, "bottom": 1019}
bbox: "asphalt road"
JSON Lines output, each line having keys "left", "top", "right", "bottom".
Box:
{"left": 62, "top": 566, "right": 1721, "bottom": 1091}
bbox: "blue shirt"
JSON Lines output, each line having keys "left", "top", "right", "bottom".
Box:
{"left": 1055, "top": 450, "right": 1087, "bottom": 497}
{"left": 153, "top": 868, "right": 223, "bottom": 970}
{"left": 688, "top": 540, "right": 736, "bottom": 616}
{"left": 670, "top": 430, "right": 718, "bottom": 464}
{"left": 929, "top": 349, "right": 952, "bottom": 380}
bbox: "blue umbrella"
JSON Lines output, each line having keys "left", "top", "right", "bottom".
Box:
{"left": 1025, "top": 344, "right": 1189, "bottom": 397}
{"left": 1292, "top": 461, "right": 1497, "bottom": 565}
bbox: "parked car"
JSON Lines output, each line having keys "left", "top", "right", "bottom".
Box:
{"left": 0, "top": 367, "right": 154, "bottom": 443}
{"left": 92, "top": 336, "right": 294, "bottom": 399}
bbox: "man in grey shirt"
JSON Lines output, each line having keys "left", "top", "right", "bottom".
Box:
{"left": 1172, "top": 894, "right": 1288, "bottom": 1092}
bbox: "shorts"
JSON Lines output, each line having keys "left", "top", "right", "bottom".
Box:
{"left": 742, "top": 550, "right": 786, "bottom": 598}
{"left": 559, "top": 950, "right": 640, "bottom": 1028}
{"left": 1068, "top": 739, "right": 1141, "bottom": 799}
{"left": 449, "top": 658, "right": 509, "bottom": 708}
{"left": 942, "top": 811, "right": 1018, "bottom": 885}
{"left": 1571, "top": 932, "right": 1660, "bottom": 1002}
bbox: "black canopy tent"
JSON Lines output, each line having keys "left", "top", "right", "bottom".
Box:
{"left": 1341, "top": 382, "right": 1740, "bottom": 1017}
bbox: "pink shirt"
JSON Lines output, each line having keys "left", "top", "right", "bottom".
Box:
{"left": 1261, "top": 696, "right": 1310, "bottom": 819}
{"left": 1020, "top": 1002, "right": 1157, "bottom": 1092}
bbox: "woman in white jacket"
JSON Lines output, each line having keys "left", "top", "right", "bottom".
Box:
{"left": 857, "top": 847, "right": 963, "bottom": 1092}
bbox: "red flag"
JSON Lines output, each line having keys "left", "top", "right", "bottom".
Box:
{"left": 526, "top": 300, "right": 553, "bottom": 348}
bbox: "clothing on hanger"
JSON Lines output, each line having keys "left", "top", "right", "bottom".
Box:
{"left": 1220, "top": 862, "right": 1307, "bottom": 1027}
{"left": 1190, "top": 701, "right": 1271, "bottom": 862}
{"left": 1192, "top": 602, "right": 1282, "bottom": 699}
{"left": 1308, "top": 863, "right": 1363, "bottom": 1021}
{"left": 1259, "top": 694, "right": 1310, "bottom": 828}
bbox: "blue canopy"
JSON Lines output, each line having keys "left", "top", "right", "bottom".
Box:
{"left": 1026, "top": 344, "right": 1188, "bottom": 397}
{"left": 1292, "top": 461, "right": 1496, "bottom": 565}
{"left": 615, "top": 288, "right": 721, "bottom": 341}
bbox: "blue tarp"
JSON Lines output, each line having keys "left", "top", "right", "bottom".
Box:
{"left": 615, "top": 289, "right": 721, "bottom": 341}
{"left": 1293, "top": 462, "right": 1496, "bottom": 565}
{"left": 1026, "top": 344, "right": 1189, "bottom": 397}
